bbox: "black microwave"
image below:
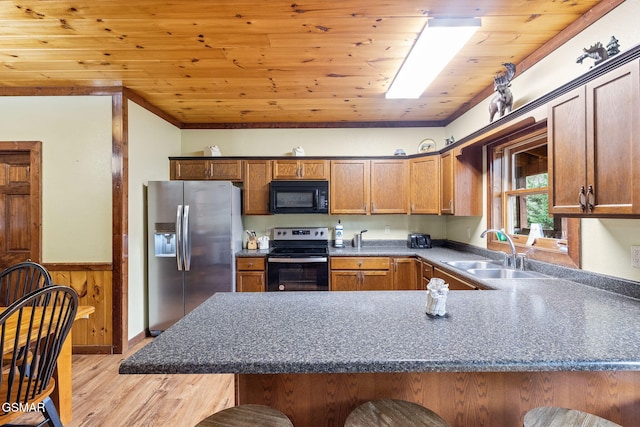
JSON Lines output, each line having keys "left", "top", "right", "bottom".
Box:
{"left": 269, "top": 181, "right": 329, "bottom": 214}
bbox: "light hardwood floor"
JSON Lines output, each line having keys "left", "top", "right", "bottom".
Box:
{"left": 12, "top": 339, "right": 235, "bottom": 427}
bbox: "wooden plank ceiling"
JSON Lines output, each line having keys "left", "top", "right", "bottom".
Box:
{"left": 0, "top": 0, "right": 609, "bottom": 126}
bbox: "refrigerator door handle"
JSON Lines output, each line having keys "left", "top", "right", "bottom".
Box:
{"left": 176, "top": 205, "right": 184, "bottom": 271}
{"left": 183, "top": 204, "right": 191, "bottom": 271}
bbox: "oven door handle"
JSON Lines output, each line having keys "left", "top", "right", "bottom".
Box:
{"left": 268, "top": 257, "right": 328, "bottom": 263}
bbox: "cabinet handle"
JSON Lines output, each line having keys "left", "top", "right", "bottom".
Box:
{"left": 587, "top": 185, "right": 595, "bottom": 212}
{"left": 578, "top": 186, "right": 587, "bottom": 212}
{"left": 449, "top": 200, "right": 453, "bottom": 211}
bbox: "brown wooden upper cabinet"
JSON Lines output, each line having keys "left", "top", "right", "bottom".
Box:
{"left": 330, "top": 159, "right": 370, "bottom": 214}
{"left": 170, "top": 159, "right": 243, "bottom": 181}
{"left": 272, "top": 159, "right": 329, "bottom": 180}
{"left": 548, "top": 60, "right": 640, "bottom": 216}
{"left": 370, "top": 159, "right": 409, "bottom": 214}
{"left": 243, "top": 159, "right": 272, "bottom": 215}
{"left": 410, "top": 156, "right": 440, "bottom": 214}
{"left": 439, "top": 147, "right": 482, "bottom": 216}
{"left": 330, "top": 159, "right": 409, "bottom": 214}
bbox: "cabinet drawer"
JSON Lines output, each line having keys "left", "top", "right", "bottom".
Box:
{"left": 236, "top": 257, "right": 266, "bottom": 271}
{"left": 330, "top": 257, "right": 390, "bottom": 270}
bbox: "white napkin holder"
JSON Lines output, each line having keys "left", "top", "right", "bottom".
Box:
{"left": 425, "top": 278, "right": 449, "bottom": 316}
{"left": 204, "top": 145, "right": 222, "bottom": 156}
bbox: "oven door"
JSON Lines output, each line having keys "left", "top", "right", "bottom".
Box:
{"left": 267, "top": 256, "right": 329, "bottom": 291}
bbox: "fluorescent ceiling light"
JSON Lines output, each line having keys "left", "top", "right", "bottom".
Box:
{"left": 386, "top": 18, "right": 481, "bottom": 99}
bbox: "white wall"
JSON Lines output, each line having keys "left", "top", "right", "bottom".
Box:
{"left": 0, "top": 96, "right": 112, "bottom": 262}
{"left": 127, "top": 100, "right": 182, "bottom": 339}
{"left": 182, "top": 127, "right": 448, "bottom": 156}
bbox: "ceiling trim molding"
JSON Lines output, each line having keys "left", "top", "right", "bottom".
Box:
{"left": 0, "top": 86, "right": 122, "bottom": 97}
{"left": 181, "top": 120, "right": 447, "bottom": 129}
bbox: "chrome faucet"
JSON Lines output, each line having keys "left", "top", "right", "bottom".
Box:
{"left": 480, "top": 228, "right": 517, "bottom": 269}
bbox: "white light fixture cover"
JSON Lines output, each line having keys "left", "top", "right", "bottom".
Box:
{"left": 386, "top": 18, "right": 481, "bottom": 99}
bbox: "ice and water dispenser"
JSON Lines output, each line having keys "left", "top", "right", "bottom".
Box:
{"left": 154, "top": 223, "right": 176, "bottom": 257}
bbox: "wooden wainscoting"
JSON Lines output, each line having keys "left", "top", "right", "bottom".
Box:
{"left": 47, "top": 263, "right": 113, "bottom": 354}
{"left": 238, "top": 371, "right": 640, "bottom": 427}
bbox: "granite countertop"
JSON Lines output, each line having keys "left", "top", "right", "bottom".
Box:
{"left": 120, "top": 246, "right": 640, "bottom": 375}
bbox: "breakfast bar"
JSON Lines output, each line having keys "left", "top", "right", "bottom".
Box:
{"left": 120, "top": 264, "right": 640, "bottom": 427}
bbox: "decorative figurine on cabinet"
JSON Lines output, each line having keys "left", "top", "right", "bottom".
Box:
{"left": 576, "top": 36, "right": 619, "bottom": 68}
{"left": 489, "top": 62, "right": 516, "bottom": 123}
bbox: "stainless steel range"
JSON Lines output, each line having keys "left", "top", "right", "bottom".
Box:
{"left": 267, "top": 227, "right": 329, "bottom": 291}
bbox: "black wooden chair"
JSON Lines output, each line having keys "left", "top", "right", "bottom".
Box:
{"left": 0, "top": 261, "right": 53, "bottom": 306}
{"left": 0, "top": 285, "right": 78, "bottom": 427}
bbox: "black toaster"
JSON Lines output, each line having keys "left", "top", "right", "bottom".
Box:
{"left": 408, "top": 233, "right": 432, "bottom": 249}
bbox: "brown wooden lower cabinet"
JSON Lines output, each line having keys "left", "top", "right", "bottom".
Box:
{"left": 236, "top": 370, "right": 640, "bottom": 427}
{"left": 236, "top": 257, "right": 266, "bottom": 292}
{"left": 330, "top": 257, "right": 392, "bottom": 291}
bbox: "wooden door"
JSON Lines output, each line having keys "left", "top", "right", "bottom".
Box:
{"left": 209, "top": 160, "right": 243, "bottom": 181}
{"left": 548, "top": 87, "right": 587, "bottom": 214}
{"left": 360, "top": 270, "right": 392, "bottom": 290}
{"left": 330, "top": 271, "right": 360, "bottom": 291}
{"left": 272, "top": 160, "right": 301, "bottom": 179}
{"left": 439, "top": 152, "right": 454, "bottom": 214}
{"left": 243, "top": 160, "right": 271, "bottom": 215}
{"left": 392, "top": 257, "right": 417, "bottom": 290}
{"left": 171, "top": 159, "right": 210, "bottom": 180}
{"left": 410, "top": 156, "right": 439, "bottom": 214}
{"left": 0, "top": 142, "right": 42, "bottom": 267}
{"left": 236, "top": 272, "right": 265, "bottom": 292}
{"left": 330, "top": 160, "right": 370, "bottom": 214}
{"left": 299, "top": 160, "right": 329, "bottom": 179}
{"left": 370, "top": 159, "right": 408, "bottom": 214}
{"left": 586, "top": 61, "right": 640, "bottom": 215}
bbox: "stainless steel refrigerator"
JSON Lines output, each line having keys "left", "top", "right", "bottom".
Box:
{"left": 146, "top": 180, "right": 243, "bottom": 335}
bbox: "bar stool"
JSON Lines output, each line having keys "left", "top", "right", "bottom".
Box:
{"left": 524, "top": 406, "right": 622, "bottom": 427}
{"left": 195, "top": 404, "right": 294, "bottom": 427}
{"left": 344, "top": 399, "right": 451, "bottom": 427}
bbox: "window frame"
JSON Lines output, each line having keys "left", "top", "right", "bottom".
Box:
{"left": 486, "top": 125, "right": 580, "bottom": 269}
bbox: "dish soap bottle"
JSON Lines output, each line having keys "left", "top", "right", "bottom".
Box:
{"left": 334, "top": 220, "right": 344, "bottom": 248}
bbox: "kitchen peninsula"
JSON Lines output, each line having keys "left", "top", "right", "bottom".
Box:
{"left": 120, "top": 247, "right": 640, "bottom": 427}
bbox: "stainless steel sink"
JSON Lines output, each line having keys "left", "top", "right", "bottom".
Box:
{"left": 466, "top": 268, "right": 541, "bottom": 279}
{"left": 444, "top": 260, "right": 503, "bottom": 270}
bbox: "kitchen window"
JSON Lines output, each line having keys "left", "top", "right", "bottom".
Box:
{"left": 487, "top": 126, "right": 579, "bottom": 268}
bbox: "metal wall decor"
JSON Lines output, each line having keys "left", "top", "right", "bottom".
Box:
{"left": 576, "top": 36, "right": 620, "bottom": 68}
{"left": 489, "top": 62, "right": 516, "bottom": 123}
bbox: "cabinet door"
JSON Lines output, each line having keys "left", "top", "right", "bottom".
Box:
{"left": 330, "top": 160, "right": 370, "bottom": 214}
{"left": 370, "top": 159, "right": 409, "bottom": 214}
{"left": 548, "top": 87, "right": 587, "bottom": 214}
{"left": 236, "top": 272, "right": 265, "bottom": 292}
{"left": 171, "top": 159, "right": 210, "bottom": 180}
{"left": 330, "top": 271, "right": 359, "bottom": 291}
{"left": 586, "top": 61, "right": 640, "bottom": 215}
{"left": 209, "top": 160, "right": 243, "bottom": 181}
{"left": 243, "top": 160, "right": 272, "bottom": 215}
{"left": 272, "top": 160, "right": 301, "bottom": 179}
{"left": 392, "top": 257, "right": 417, "bottom": 290}
{"left": 410, "top": 156, "right": 440, "bottom": 214}
{"left": 300, "top": 160, "right": 329, "bottom": 179}
{"left": 439, "top": 152, "right": 454, "bottom": 214}
{"left": 360, "top": 271, "right": 393, "bottom": 290}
